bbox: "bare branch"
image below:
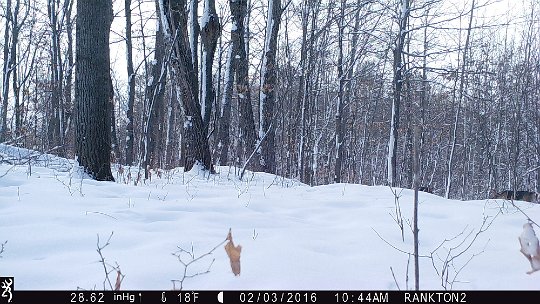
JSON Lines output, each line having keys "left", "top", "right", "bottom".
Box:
{"left": 171, "top": 238, "right": 228, "bottom": 290}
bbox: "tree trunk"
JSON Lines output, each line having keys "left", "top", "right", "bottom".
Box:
{"left": 200, "top": 0, "right": 220, "bottom": 132}
{"left": 216, "top": 39, "right": 235, "bottom": 166}
{"left": 258, "top": 0, "right": 282, "bottom": 174}
{"left": 109, "top": 77, "right": 120, "bottom": 162}
{"left": 334, "top": 0, "right": 345, "bottom": 183}
{"left": 236, "top": 1, "right": 258, "bottom": 171}
{"left": 64, "top": 0, "right": 75, "bottom": 155}
{"left": 387, "top": 0, "right": 409, "bottom": 187}
{"left": 189, "top": 0, "right": 199, "bottom": 101}
{"left": 75, "top": 0, "right": 114, "bottom": 181}
{"left": 48, "top": 0, "right": 64, "bottom": 154}
{"left": 144, "top": 0, "right": 168, "bottom": 175}
{"left": 1, "top": 0, "right": 13, "bottom": 142}
{"left": 445, "top": 0, "right": 475, "bottom": 198}
{"left": 12, "top": 0, "right": 21, "bottom": 139}
{"left": 160, "top": 0, "right": 214, "bottom": 172}
{"left": 216, "top": 0, "right": 258, "bottom": 169}
{"left": 413, "top": 126, "right": 420, "bottom": 290}
{"left": 124, "top": 0, "right": 135, "bottom": 165}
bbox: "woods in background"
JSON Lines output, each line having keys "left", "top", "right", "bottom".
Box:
{"left": 0, "top": 0, "right": 539, "bottom": 200}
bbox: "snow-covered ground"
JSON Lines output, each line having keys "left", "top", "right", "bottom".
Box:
{"left": 0, "top": 144, "right": 539, "bottom": 290}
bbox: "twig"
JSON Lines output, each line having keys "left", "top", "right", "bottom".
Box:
{"left": 390, "top": 267, "right": 400, "bottom": 290}
{"left": 372, "top": 228, "right": 430, "bottom": 258}
{"left": 388, "top": 186, "right": 405, "bottom": 242}
{"left": 96, "top": 232, "right": 123, "bottom": 290}
{"left": 507, "top": 200, "right": 540, "bottom": 229}
{"left": 240, "top": 122, "right": 273, "bottom": 181}
{"left": 172, "top": 238, "right": 228, "bottom": 290}
{"left": 429, "top": 208, "right": 498, "bottom": 290}
{"left": 86, "top": 211, "right": 118, "bottom": 220}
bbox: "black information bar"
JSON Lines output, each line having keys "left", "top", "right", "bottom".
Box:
{"left": 1, "top": 290, "right": 540, "bottom": 304}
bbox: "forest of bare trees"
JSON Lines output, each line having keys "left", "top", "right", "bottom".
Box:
{"left": 1, "top": 0, "right": 539, "bottom": 200}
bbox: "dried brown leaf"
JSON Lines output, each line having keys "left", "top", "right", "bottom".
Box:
{"left": 114, "top": 270, "right": 122, "bottom": 290}
{"left": 225, "top": 228, "right": 242, "bottom": 276}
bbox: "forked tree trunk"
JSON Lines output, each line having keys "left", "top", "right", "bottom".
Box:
{"left": 159, "top": 0, "right": 214, "bottom": 172}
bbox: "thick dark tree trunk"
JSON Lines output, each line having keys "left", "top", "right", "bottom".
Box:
{"left": 235, "top": 0, "right": 258, "bottom": 171}
{"left": 75, "top": 0, "right": 114, "bottom": 181}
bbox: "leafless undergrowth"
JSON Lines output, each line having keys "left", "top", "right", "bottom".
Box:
{"left": 429, "top": 210, "right": 498, "bottom": 289}
{"left": 95, "top": 232, "right": 124, "bottom": 290}
{"left": 171, "top": 238, "right": 228, "bottom": 290}
{"left": 375, "top": 197, "right": 498, "bottom": 290}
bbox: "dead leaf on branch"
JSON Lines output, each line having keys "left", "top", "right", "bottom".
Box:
{"left": 518, "top": 222, "right": 540, "bottom": 274}
{"left": 225, "top": 228, "right": 242, "bottom": 276}
{"left": 114, "top": 270, "right": 122, "bottom": 290}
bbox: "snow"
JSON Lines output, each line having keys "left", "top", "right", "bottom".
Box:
{"left": 1, "top": 144, "right": 540, "bottom": 290}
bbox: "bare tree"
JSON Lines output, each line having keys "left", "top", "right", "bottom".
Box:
{"left": 1, "top": 0, "right": 13, "bottom": 142}
{"left": 387, "top": 0, "right": 410, "bottom": 187}
{"left": 47, "top": 0, "right": 64, "bottom": 153}
{"left": 63, "top": 0, "right": 75, "bottom": 155}
{"left": 124, "top": 0, "right": 136, "bottom": 165}
{"left": 445, "top": 0, "right": 475, "bottom": 198}
{"left": 334, "top": 0, "right": 345, "bottom": 183}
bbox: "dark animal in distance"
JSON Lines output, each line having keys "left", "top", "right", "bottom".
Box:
{"left": 490, "top": 190, "right": 539, "bottom": 203}
{"left": 418, "top": 186, "right": 433, "bottom": 194}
